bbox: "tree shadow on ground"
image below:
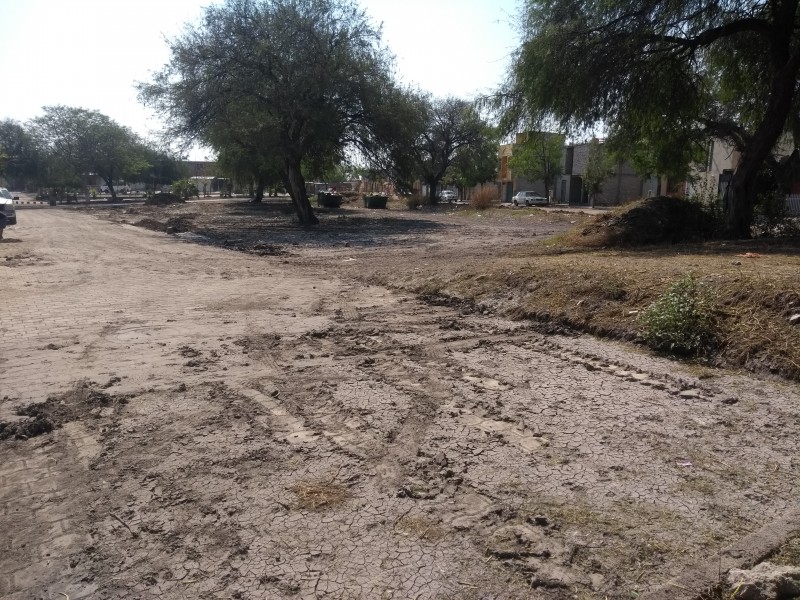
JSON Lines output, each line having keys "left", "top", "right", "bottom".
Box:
{"left": 150, "top": 200, "right": 451, "bottom": 250}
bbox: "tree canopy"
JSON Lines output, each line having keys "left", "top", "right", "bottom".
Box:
{"left": 507, "top": 131, "right": 564, "bottom": 201}
{"left": 0, "top": 120, "right": 42, "bottom": 189}
{"left": 501, "top": 0, "right": 800, "bottom": 237}
{"left": 29, "top": 106, "right": 149, "bottom": 199}
{"left": 370, "top": 94, "right": 493, "bottom": 201}
{"left": 439, "top": 118, "right": 497, "bottom": 196}
{"left": 583, "top": 139, "right": 616, "bottom": 206}
{"left": 139, "top": 0, "right": 396, "bottom": 225}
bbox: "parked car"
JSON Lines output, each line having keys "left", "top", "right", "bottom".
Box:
{"left": 0, "top": 188, "right": 18, "bottom": 225}
{"left": 512, "top": 191, "right": 548, "bottom": 206}
{"left": 439, "top": 190, "right": 458, "bottom": 203}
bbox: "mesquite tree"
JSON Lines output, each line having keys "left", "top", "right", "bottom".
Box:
{"left": 500, "top": 0, "right": 800, "bottom": 238}
{"left": 139, "top": 0, "right": 395, "bottom": 225}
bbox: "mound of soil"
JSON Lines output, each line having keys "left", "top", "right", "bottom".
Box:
{"left": 577, "top": 196, "right": 714, "bottom": 246}
{"left": 145, "top": 192, "right": 184, "bottom": 205}
{"left": 135, "top": 216, "right": 193, "bottom": 234}
{"left": 0, "top": 381, "right": 127, "bottom": 441}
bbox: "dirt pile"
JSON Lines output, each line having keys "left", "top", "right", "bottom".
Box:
{"left": 574, "top": 196, "right": 714, "bottom": 246}
{"left": 144, "top": 192, "right": 184, "bottom": 205}
{"left": 135, "top": 215, "right": 193, "bottom": 234}
{"left": 0, "top": 380, "right": 127, "bottom": 441}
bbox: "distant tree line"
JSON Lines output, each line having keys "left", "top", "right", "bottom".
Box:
{"left": 0, "top": 107, "right": 186, "bottom": 200}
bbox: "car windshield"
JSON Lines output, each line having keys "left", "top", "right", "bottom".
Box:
{"left": 0, "top": 190, "right": 12, "bottom": 200}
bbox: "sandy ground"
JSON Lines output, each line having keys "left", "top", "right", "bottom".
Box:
{"left": 1, "top": 206, "right": 798, "bottom": 599}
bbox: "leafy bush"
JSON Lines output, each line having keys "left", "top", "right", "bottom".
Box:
{"left": 639, "top": 274, "right": 716, "bottom": 355}
{"left": 171, "top": 179, "right": 199, "bottom": 200}
{"left": 686, "top": 177, "right": 723, "bottom": 234}
{"left": 470, "top": 187, "right": 499, "bottom": 210}
{"left": 752, "top": 190, "right": 791, "bottom": 236}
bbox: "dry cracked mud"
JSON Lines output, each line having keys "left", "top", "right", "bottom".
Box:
{"left": 0, "top": 207, "right": 798, "bottom": 599}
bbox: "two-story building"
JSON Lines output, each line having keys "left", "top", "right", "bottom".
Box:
{"left": 500, "top": 134, "right": 660, "bottom": 206}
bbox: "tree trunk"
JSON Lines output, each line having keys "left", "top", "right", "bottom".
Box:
{"left": 726, "top": 169, "right": 756, "bottom": 239}
{"left": 723, "top": 47, "right": 800, "bottom": 238}
{"left": 253, "top": 176, "right": 266, "bottom": 203}
{"left": 427, "top": 180, "right": 438, "bottom": 203}
{"left": 284, "top": 159, "right": 318, "bottom": 225}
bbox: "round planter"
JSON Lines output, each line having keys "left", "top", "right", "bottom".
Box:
{"left": 363, "top": 195, "right": 388, "bottom": 209}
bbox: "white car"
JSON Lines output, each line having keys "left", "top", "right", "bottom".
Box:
{"left": 0, "top": 188, "right": 17, "bottom": 225}
{"left": 512, "top": 191, "right": 548, "bottom": 206}
{"left": 439, "top": 190, "right": 458, "bottom": 203}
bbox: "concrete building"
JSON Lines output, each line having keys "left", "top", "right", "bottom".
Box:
{"left": 499, "top": 135, "right": 658, "bottom": 206}
{"left": 555, "top": 142, "right": 659, "bottom": 206}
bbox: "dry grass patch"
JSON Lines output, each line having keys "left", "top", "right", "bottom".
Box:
{"left": 469, "top": 187, "right": 499, "bottom": 211}
{"left": 394, "top": 514, "right": 447, "bottom": 542}
{"left": 289, "top": 478, "right": 350, "bottom": 511}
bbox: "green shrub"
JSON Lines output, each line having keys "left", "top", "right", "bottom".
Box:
{"left": 639, "top": 274, "right": 716, "bottom": 355}
{"left": 753, "top": 190, "right": 790, "bottom": 236}
{"left": 171, "top": 178, "right": 199, "bottom": 200}
{"left": 686, "top": 177, "right": 723, "bottom": 235}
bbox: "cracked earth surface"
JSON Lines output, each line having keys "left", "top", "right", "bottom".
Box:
{"left": 1, "top": 208, "right": 798, "bottom": 599}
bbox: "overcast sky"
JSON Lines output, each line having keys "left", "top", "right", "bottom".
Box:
{"left": 2, "top": 0, "right": 519, "bottom": 158}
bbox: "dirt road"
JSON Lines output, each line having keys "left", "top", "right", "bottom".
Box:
{"left": 1, "top": 209, "right": 798, "bottom": 599}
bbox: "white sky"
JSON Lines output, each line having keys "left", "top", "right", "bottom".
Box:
{"left": 1, "top": 0, "right": 519, "bottom": 159}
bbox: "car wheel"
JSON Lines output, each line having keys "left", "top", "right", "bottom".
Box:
{"left": 525, "top": 200, "right": 530, "bottom": 206}
{"left": 513, "top": 199, "right": 518, "bottom": 206}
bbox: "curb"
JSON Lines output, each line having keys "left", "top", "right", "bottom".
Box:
{"left": 641, "top": 508, "right": 800, "bottom": 600}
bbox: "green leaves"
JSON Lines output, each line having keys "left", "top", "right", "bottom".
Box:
{"left": 140, "top": 0, "right": 397, "bottom": 223}
{"left": 640, "top": 273, "right": 716, "bottom": 355}
{"left": 502, "top": 0, "right": 800, "bottom": 236}
{"left": 507, "top": 131, "right": 564, "bottom": 197}
{"left": 28, "top": 106, "right": 149, "bottom": 196}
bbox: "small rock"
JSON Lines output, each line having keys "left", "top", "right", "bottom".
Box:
{"left": 589, "top": 573, "right": 604, "bottom": 590}
{"left": 721, "top": 397, "right": 739, "bottom": 405}
{"left": 789, "top": 313, "right": 800, "bottom": 325}
{"left": 166, "top": 226, "right": 176, "bottom": 234}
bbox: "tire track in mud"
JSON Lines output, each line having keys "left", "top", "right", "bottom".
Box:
{"left": 237, "top": 308, "right": 798, "bottom": 596}
{"left": 30, "top": 298, "right": 794, "bottom": 599}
